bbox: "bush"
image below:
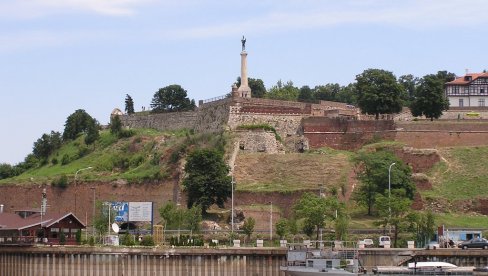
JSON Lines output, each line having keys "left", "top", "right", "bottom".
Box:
{"left": 61, "top": 154, "right": 75, "bottom": 165}
{"left": 77, "top": 145, "right": 90, "bottom": 157}
{"left": 140, "top": 235, "right": 155, "bottom": 246}
{"left": 129, "top": 154, "right": 145, "bottom": 168}
{"left": 52, "top": 174, "right": 69, "bottom": 188}
{"left": 118, "top": 129, "right": 135, "bottom": 139}
{"left": 51, "top": 157, "right": 58, "bottom": 165}
{"left": 121, "top": 233, "right": 135, "bottom": 246}
{"left": 88, "top": 236, "right": 95, "bottom": 246}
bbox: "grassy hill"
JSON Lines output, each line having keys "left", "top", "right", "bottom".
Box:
{"left": 3, "top": 128, "right": 488, "bottom": 228}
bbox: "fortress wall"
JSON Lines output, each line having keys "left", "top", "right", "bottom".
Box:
{"left": 228, "top": 112, "right": 305, "bottom": 138}
{"left": 194, "top": 99, "right": 233, "bottom": 133}
{"left": 302, "top": 118, "right": 396, "bottom": 150}
{"left": 121, "top": 111, "right": 197, "bottom": 131}
{"left": 396, "top": 121, "right": 488, "bottom": 131}
{"left": 394, "top": 131, "right": 488, "bottom": 148}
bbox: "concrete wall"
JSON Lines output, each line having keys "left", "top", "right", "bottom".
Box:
{"left": 0, "top": 247, "right": 286, "bottom": 276}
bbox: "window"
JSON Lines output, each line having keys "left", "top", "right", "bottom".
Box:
{"left": 481, "top": 89, "right": 485, "bottom": 94}
{"left": 479, "top": 99, "right": 485, "bottom": 107}
{"left": 459, "top": 99, "right": 464, "bottom": 107}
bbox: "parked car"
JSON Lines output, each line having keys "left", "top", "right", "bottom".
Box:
{"left": 363, "top": 239, "right": 374, "bottom": 248}
{"left": 379, "top": 236, "right": 391, "bottom": 248}
{"left": 458, "top": 238, "right": 488, "bottom": 249}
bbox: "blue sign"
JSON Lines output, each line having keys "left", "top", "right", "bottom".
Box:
{"left": 111, "top": 202, "right": 129, "bottom": 222}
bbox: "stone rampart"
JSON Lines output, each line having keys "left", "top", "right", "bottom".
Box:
{"left": 121, "top": 111, "right": 197, "bottom": 131}
{"left": 228, "top": 113, "right": 305, "bottom": 138}
{"left": 234, "top": 130, "right": 283, "bottom": 154}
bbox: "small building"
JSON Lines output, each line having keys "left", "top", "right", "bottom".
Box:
{"left": 0, "top": 209, "right": 85, "bottom": 245}
{"left": 445, "top": 72, "right": 488, "bottom": 108}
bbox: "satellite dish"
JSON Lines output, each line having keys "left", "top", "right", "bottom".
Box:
{"left": 112, "top": 223, "right": 120, "bottom": 233}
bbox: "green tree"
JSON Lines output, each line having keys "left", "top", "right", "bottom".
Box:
{"left": 159, "top": 201, "right": 185, "bottom": 230}
{"left": 398, "top": 74, "right": 419, "bottom": 106}
{"left": 0, "top": 163, "right": 18, "bottom": 180}
{"left": 110, "top": 115, "right": 122, "bottom": 135}
{"left": 410, "top": 210, "right": 436, "bottom": 248}
{"left": 353, "top": 150, "right": 414, "bottom": 215}
{"left": 336, "top": 83, "right": 358, "bottom": 105}
{"left": 242, "top": 217, "right": 256, "bottom": 242}
{"left": 374, "top": 189, "right": 413, "bottom": 247}
{"left": 265, "top": 80, "right": 299, "bottom": 101}
{"left": 334, "top": 213, "right": 350, "bottom": 241}
{"left": 150, "top": 84, "right": 195, "bottom": 113}
{"left": 314, "top": 83, "right": 341, "bottom": 102}
{"left": 275, "top": 218, "right": 288, "bottom": 240}
{"left": 294, "top": 193, "right": 339, "bottom": 240}
{"left": 125, "top": 94, "right": 135, "bottom": 114}
{"left": 435, "top": 70, "right": 456, "bottom": 83}
{"left": 298, "top": 85, "right": 314, "bottom": 102}
{"left": 236, "top": 77, "right": 267, "bottom": 98}
{"left": 185, "top": 204, "right": 203, "bottom": 233}
{"left": 410, "top": 74, "right": 450, "bottom": 121}
{"left": 356, "top": 69, "right": 403, "bottom": 119}
{"left": 63, "top": 109, "right": 99, "bottom": 142}
{"left": 32, "top": 131, "right": 62, "bottom": 161}
{"left": 183, "top": 149, "right": 232, "bottom": 214}
{"left": 84, "top": 119, "right": 100, "bottom": 145}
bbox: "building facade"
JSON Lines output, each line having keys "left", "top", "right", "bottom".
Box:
{"left": 445, "top": 73, "right": 488, "bottom": 108}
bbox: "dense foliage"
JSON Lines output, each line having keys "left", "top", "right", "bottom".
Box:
{"left": 353, "top": 150, "right": 414, "bottom": 215}
{"left": 356, "top": 69, "right": 403, "bottom": 119}
{"left": 183, "top": 149, "right": 232, "bottom": 214}
{"left": 63, "top": 109, "right": 99, "bottom": 144}
{"left": 293, "top": 192, "right": 341, "bottom": 240}
{"left": 150, "top": 84, "right": 196, "bottom": 113}
{"left": 410, "top": 74, "right": 450, "bottom": 120}
{"left": 125, "top": 94, "right": 135, "bottom": 114}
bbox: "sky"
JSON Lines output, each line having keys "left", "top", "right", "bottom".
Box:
{"left": 1, "top": 0, "right": 488, "bottom": 164}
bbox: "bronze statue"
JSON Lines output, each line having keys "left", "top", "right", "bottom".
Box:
{"left": 241, "top": 36, "right": 246, "bottom": 51}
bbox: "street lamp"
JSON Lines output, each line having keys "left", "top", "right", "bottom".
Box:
{"left": 74, "top": 166, "right": 93, "bottom": 216}
{"left": 90, "top": 187, "right": 96, "bottom": 237}
{"left": 231, "top": 174, "right": 235, "bottom": 233}
{"left": 269, "top": 201, "right": 273, "bottom": 241}
{"left": 388, "top": 162, "right": 396, "bottom": 235}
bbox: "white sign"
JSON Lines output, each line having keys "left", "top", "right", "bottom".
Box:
{"left": 128, "top": 202, "right": 152, "bottom": 222}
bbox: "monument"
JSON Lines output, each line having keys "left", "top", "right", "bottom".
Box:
{"left": 237, "top": 36, "right": 252, "bottom": 98}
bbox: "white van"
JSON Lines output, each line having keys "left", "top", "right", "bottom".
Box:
{"left": 379, "top": 236, "right": 391, "bottom": 248}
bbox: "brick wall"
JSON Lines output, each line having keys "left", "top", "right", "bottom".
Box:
{"left": 302, "top": 118, "right": 396, "bottom": 150}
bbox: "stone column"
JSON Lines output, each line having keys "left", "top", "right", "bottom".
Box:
{"left": 237, "top": 51, "right": 252, "bottom": 98}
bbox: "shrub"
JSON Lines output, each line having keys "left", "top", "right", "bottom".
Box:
{"left": 118, "top": 129, "right": 135, "bottom": 139}
{"left": 61, "top": 154, "right": 73, "bottom": 165}
{"left": 51, "top": 157, "right": 58, "bottom": 165}
{"left": 77, "top": 145, "right": 90, "bottom": 157}
{"left": 52, "top": 174, "right": 69, "bottom": 188}
{"left": 140, "top": 235, "right": 155, "bottom": 246}
{"left": 88, "top": 236, "right": 95, "bottom": 246}
{"left": 129, "top": 154, "right": 145, "bottom": 168}
{"left": 121, "top": 233, "right": 135, "bottom": 246}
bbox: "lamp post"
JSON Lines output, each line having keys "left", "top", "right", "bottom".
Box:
{"left": 388, "top": 162, "right": 396, "bottom": 235}
{"left": 231, "top": 174, "right": 235, "bottom": 233}
{"left": 269, "top": 201, "right": 273, "bottom": 241}
{"left": 74, "top": 166, "right": 93, "bottom": 216}
{"left": 90, "top": 187, "right": 96, "bottom": 237}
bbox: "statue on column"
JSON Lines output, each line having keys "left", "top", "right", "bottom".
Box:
{"left": 241, "top": 36, "right": 246, "bottom": 51}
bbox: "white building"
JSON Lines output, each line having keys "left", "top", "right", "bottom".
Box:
{"left": 445, "top": 73, "right": 488, "bottom": 108}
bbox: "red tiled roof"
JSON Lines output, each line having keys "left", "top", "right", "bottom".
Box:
{"left": 0, "top": 212, "right": 85, "bottom": 230}
{"left": 447, "top": 73, "right": 488, "bottom": 85}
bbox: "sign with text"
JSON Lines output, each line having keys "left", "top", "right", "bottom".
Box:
{"left": 128, "top": 202, "right": 153, "bottom": 222}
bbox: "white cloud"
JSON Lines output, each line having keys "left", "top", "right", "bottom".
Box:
{"left": 0, "top": 0, "right": 155, "bottom": 18}
{"left": 165, "top": 0, "right": 488, "bottom": 39}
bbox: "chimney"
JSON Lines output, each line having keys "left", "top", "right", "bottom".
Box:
{"left": 0, "top": 204, "right": 3, "bottom": 213}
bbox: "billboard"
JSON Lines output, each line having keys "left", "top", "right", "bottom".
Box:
{"left": 108, "top": 202, "right": 153, "bottom": 223}
{"left": 128, "top": 202, "right": 153, "bottom": 222}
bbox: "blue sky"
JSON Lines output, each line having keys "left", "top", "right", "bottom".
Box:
{"left": 1, "top": 0, "right": 487, "bottom": 164}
